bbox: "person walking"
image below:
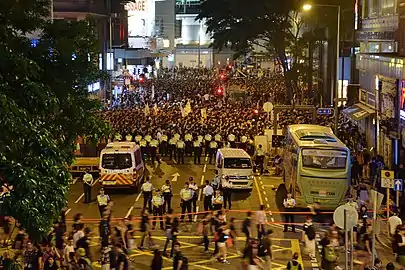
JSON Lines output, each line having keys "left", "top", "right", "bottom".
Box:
{"left": 302, "top": 216, "right": 316, "bottom": 259}
{"left": 97, "top": 188, "right": 110, "bottom": 217}
{"left": 256, "top": 205, "right": 266, "bottom": 240}
{"left": 242, "top": 211, "right": 252, "bottom": 247}
{"left": 82, "top": 169, "right": 93, "bottom": 204}
{"left": 203, "top": 180, "right": 214, "bottom": 211}
{"left": 283, "top": 193, "right": 296, "bottom": 232}
{"left": 141, "top": 177, "right": 153, "bottom": 212}
{"left": 151, "top": 249, "right": 163, "bottom": 270}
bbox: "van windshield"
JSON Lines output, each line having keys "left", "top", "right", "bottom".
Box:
{"left": 101, "top": 153, "right": 132, "bottom": 170}
{"left": 224, "top": 158, "right": 252, "bottom": 169}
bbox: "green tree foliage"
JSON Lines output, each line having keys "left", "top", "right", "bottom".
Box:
{"left": 197, "top": 0, "right": 306, "bottom": 102}
{"left": 0, "top": 0, "right": 109, "bottom": 239}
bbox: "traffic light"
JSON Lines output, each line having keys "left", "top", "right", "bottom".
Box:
{"left": 220, "top": 74, "right": 225, "bottom": 80}
{"left": 138, "top": 77, "right": 144, "bottom": 83}
{"left": 216, "top": 87, "right": 224, "bottom": 96}
{"left": 253, "top": 109, "right": 259, "bottom": 114}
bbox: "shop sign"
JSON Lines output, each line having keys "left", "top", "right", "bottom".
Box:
{"left": 360, "top": 89, "right": 367, "bottom": 103}
{"left": 401, "top": 81, "right": 405, "bottom": 120}
{"left": 367, "top": 92, "right": 376, "bottom": 107}
{"left": 381, "top": 94, "right": 395, "bottom": 118}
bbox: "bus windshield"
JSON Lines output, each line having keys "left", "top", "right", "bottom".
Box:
{"left": 101, "top": 153, "right": 132, "bottom": 170}
{"left": 301, "top": 149, "right": 347, "bottom": 169}
{"left": 224, "top": 158, "right": 252, "bottom": 169}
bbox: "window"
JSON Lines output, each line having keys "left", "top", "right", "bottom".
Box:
{"left": 363, "top": 0, "right": 369, "bottom": 17}
{"left": 224, "top": 158, "right": 252, "bottom": 169}
{"left": 101, "top": 154, "right": 132, "bottom": 170}
{"left": 369, "top": 0, "right": 380, "bottom": 17}
{"left": 301, "top": 149, "right": 347, "bottom": 169}
{"left": 381, "top": 0, "right": 396, "bottom": 15}
{"left": 135, "top": 150, "right": 142, "bottom": 166}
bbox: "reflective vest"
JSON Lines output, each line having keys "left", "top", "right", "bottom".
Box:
{"left": 141, "top": 182, "right": 153, "bottom": 192}
{"left": 204, "top": 134, "right": 212, "bottom": 142}
{"left": 215, "top": 134, "right": 222, "bottom": 142}
{"left": 152, "top": 195, "right": 164, "bottom": 207}
{"left": 177, "top": 140, "right": 185, "bottom": 149}
{"left": 140, "top": 140, "right": 147, "bottom": 147}
{"left": 241, "top": 136, "right": 248, "bottom": 143}
{"left": 135, "top": 135, "right": 142, "bottom": 142}
{"left": 150, "top": 140, "right": 159, "bottom": 147}
{"left": 114, "top": 134, "right": 122, "bottom": 141}
{"left": 174, "top": 133, "right": 180, "bottom": 140}
{"left": 193, "top": 141, "right": 201, "bottom": 147}
{"left": 160, "top": 135, "right": 168, "bottom": 142}
{"left": 256, "top": 149, "right": 265, "bottom": 156}
{"left": 213, "top": 195, "right": 223, "bottom": 204}
{"left": 228, "top": 134, "right": 236, "bottom": 142}
{"left": 197, "top": 135, "right": 203, "bottom": 143}
{"left": 125, "top": 134, "right": 132, "bottom": 142}
{"left": 169, "top": 138, "right": 177, "bottom": 145}
{"left": 145, "top": 135, "right": 152, "bottom": 142}
{"left": 97, "top": 194, "right": 109, "bottom": 206}
{"left": 83, "top": 173, "right": 93, "bottom": 185}
{"left": 210, "top": 141, "right": 218, "bottom": 149}
{"left": 180, "top": 188, "right": 193, "bottom": 201}
{"left": 162, "top": 184, "right": 171, "bottom": 194}
{"left": 185, "top": 134, "right": 193, "bottom": 141}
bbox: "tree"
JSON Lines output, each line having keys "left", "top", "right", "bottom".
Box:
{"left": 197, "top": 0, "right": 305, "bottom": 103}
{"left": 0, "top": 0, "right": 109, "bottom": 239}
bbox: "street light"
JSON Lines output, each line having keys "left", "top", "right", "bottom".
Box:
{"left": 302, "top": 3, "right": 341, "bottom": 133}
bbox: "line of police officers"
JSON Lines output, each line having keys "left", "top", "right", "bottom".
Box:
{"left": 113, "top": 132, "right": 255, "bottom": 164}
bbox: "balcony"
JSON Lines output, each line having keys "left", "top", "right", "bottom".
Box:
{"left": 53, "top": 0, "right": 108, "bottom": 15}
{"left": 175, "top": 3, "right": 200, "bottom": 14}
{"left": 361, "top": 15, "right": 398, "bottom": 30}
{"left": 357, "top": 53, "right": 403, "bottom": 78}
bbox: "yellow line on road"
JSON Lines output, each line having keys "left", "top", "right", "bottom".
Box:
{"left": 291, "top": 239, "right": 304, "bottom": 266}
{"left": 254, "top": 176, "right": 264, "bottom": 205}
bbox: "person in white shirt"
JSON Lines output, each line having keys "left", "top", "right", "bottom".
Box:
{"left": 82, "top": 170, "right": 93, "bottom": 204}
{"left": 63, "top": 238, "right": 75, "bottom": 267}
{"left": 141, "top": 177, "right": 153, "bottom": 212}
{"left": 389, "top": 210, "right": 403, "bottom": 236}
{"left": 256, "top": 205, "right": 266, "bottom": 239}
{"left": 188, "top": 177, "right": 199, "bottom": 213}
{"left": 203, "top": 180, "right": 214, "bottom": 211}
{"left": 73, "top": 227, "right": 84, "bottom": 248}
{"left": 283, "top": 193, "right": 296, "bottom": 232}
{"left": 222, "top": 177, "right": 233, "bottom": 210}
{"left": 212, "top": 189, "right": 223, "bottom": 210}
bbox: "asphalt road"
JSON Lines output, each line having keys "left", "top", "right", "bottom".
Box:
{"left": 65, "top": 155, "right": 394, "bottom": 269}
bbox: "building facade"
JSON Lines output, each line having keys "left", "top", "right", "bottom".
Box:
{"left": 352, "top": 0, "right": 402, "bottom": 168}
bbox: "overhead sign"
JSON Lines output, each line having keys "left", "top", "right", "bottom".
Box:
{"left": 395, "top": 179, "right": 403, "bottom": 191}
{"left": 333, "top": 204, "right": 359, "bottom": 230}
{"left": 124, "top": 0, "right": 147, "bottom": 11}
{"left": 381, "top": 170, "right": 394, "bottom": 179}
{"left": 317, "top": 108, "right": 334, "bottom": 115}
{"left": 381, "top": 178, "right": 394, "bottom": 188}
{"left": 263, "top": 102, "right": 274, "bottom": 112}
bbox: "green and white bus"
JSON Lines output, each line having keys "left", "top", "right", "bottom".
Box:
{"left": 283, "top": 124, "right": 350, "bottom": 209}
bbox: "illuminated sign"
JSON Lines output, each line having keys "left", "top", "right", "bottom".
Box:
{"left": 127, "top": 0, "right": 155, "bottom": 48}
{"left": 124, "top": 1, "right": 146, "bottom": 11}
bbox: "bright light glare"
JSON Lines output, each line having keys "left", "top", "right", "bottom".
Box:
{"left": 303, "top": 4, "right": 312, "bottom": 11}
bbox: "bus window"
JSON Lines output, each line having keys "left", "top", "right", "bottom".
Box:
{"left": 302, "top": 149, "right": 347, "bottom": 169}
{"left": 101, "top": 154, "right": 132, "bottom": 170}
{"left": 135, "top": 150, "right": 142, "bottom": 166}
{"left": 224, "top": 158, "right": 252, "bottom": 169}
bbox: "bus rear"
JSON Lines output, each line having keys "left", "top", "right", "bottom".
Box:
{"left": 296, "top": 147, "right": 350, "bottom": 209}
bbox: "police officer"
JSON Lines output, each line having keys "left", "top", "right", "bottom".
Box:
{"left": 168, "top": 137, "right": 177, "bottom": 160}
{"left": 140, "top": 138, "right": 147, "bottom": 160}
{"left": 224, "top": 141, "right": 231, "bottom": 148}
{"left": 214, "top": 133, "right": 222, "bottom": 148}
{"left": 222, "top": 176, "right": 233, "bottom": 210}
{"left": 83, "top": 169, "right": 93, "bottom": 203}
{"left": 141, "top": 177, "right": 153, "bottom": 212}
{"left": 159, "top": 133, "right": 168, "bottom": 157}
{"left": 204, "top": 133, "right": 212, "bottom": 156}
{"left": 114, "top": 133, "right": 122, "bottom": 141}
{"left": 184, "top": 133, "right": 193, "bottom": 156}
{"left": 144, "top": 134, "right": 152, "bottom": 160}
{"left": 176, "top": 138, "right": 185, "bottom": 164}
{"left": 125, "top": 134, "right": 133, "bottom": 142}
{"left": 180, "top": 182, "right": 193, "bottom": 222}
{"left": 152, "top": 189, "right": 164, "bottom": 230}
{"left": 228, "top": 133, "right": 236, "bottom": 148}
{"left": 188, "top": 177, "right": 199, "bottom": 213}
{"left": 255, "top": 144, "right": 265, "bottom": 175}
{"left": 197, "top": 134, "right": 204, "bottom": 145}
{"left": 97, "top": 188, "right": 110, "bottom": 217}
{"left": 135, "top": 134, "right": 142, "bottom": 145}
{"left": 193, "top": 140, "right": 202, "bottom": 164}
{"left": 212, "top": 189, "right": 223, "bottom": 210}
{"left": 174, "top": 132, "right": 181, "bottom": 141}
{"left": 240, "top": 135, "right": 248, "bottom": 150}
{"left": 203, "top": 180, "right": 214, "bottom": 211}
{"left": 161, "top": 179, "right": 172, "bottom": 213}
{"left": 150, "top": 138, "right": 160, "bottom": 164}
{"left": 208, "top": 140, "right": 218, "bottom": 164}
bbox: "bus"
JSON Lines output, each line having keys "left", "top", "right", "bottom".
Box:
{"left": 282, "top": 124, "right": 350, "bottom": 209}
{"left": 99, "top": 142, "right": 145, "bottom": 191}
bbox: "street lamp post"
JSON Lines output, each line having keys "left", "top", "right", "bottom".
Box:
{"left": 302, "top": 4, "right": 341, "bottom": 133}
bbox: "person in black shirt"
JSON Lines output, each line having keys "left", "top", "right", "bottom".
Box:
{"left": 242, "top": 238, "right": 263, "bottom": 269}
{"left": 116, "top": 244, "right": 129, "bottom": 270}
{"left": 151, "top": 249, "right": 163, "bottom": 270}
{"left": 393, "top": 227, "right": 405, "bottom": 266}
{"left": 99, "top": 214, "right": 110, "bottom": 248}
{"left": 172, "top": 242, "right": 188, "bottom": 270}
{"left": 139, "top": 209, "right": 154, "bottom": 250}
{"left": 76, "top": 227, "right": 91, "bottom": 259}
{"left": 242, "top": 212, "right": 252, "bottom": 247}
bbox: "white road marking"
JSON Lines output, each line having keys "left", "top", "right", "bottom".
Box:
{"left": 264, "top": 197, "right": 268, "bottom": 202}
{"left": 65, "top": 208, "right": 71, "bottom": 215}
{"left": 72, "top": 178, "right": 79, "bottom": 185}
{"left": 135, "top": 191, "right": 142, "bottom": 202}
{"left": 125, "top": 206, "right": 134, "bottom": 218}
{"left": 263, "top": 191, "right": 267, "bottom": 195}
{"left": 266, "top": 204, "right": 270, "bottom": 208}
{"left": 260, "top": 181, "right": 263, "bottom": 185}
{"left": 194, "top": 206, "right": 199, "bottom": 222}
{"left": 74, "top": 193, "right": 84, "bottom": 204}
{"left": 203, "top": 164, "right": 207, "bottom": 173}
{"left": 263, "top": 184, "right": 275, "bottom": 188}
{"left": 198, "top": 189, "right": 202, "bottom": 201}
{"left": 200, "top": 175, "right": 205, "bottom": 185}
{"left": 205, "top": 156, "right": 208, "bottom": 162}
{"left": 172, "top": 159, "right": 177, "bottom": 164}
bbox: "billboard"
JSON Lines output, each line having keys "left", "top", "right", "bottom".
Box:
{"left": 125, "top": 0, "right": 155, "bottom": 48}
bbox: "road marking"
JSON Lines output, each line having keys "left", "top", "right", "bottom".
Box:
{"left": 135, "top": 191, "right": 142, "bottom": 202}
{"left": 203, "top": 164, "right": 207, "bottom": 173}
{"left": 254, "top": 177, "right": 263, "bottom": 205}
{"left": 72, "top": 178, "right": 79, "bottom": 185}
{"left": 91, "top": 178, "right": 100, "bottom": 186}
{"left": 198, "top": 189, "right": 202, "bottom": 201}
{"left": 263, "top": 191, "right": 267, "bottom": 195}
{"left": 194, "top": 206, "right": 199, "bottom": 222}
{"left": 260, "top": 181, "right": 263, "bottom": 185}
{"left": 65, "top": 208, "right": 71, "bottom": 215}
{"left": 172, "top": 159, "right": 177, "bottom": 164}
{"left": 125, "top": 206, "right": 134, "bottom": 218}
{"left": 264, "top": 197, "right": 268, "bottom": 202}
{"left": 200, "top": 175, "right": 205, "bottom": 185}
{"left": 205, "top": 156, "right": 208, "bottom": 162}
{"left": 291, "top": 239, "right": 304, "bottom": 267}
{"left": 263, "top": 184, "right": 275, "bottom": 188}
{"left": 74, "top": 193, "right": 84, "bottom": 204}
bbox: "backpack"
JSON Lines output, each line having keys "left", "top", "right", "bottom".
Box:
{"left": 324, "top": 246, "right": 337, "bottom": 262}
{"left": 242, "top": 218, "right": 250, "bottom": 234}
{"left": 306, "top": 225, "right": 316, "bottom": 240}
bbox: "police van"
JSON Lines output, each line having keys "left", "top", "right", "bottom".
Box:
{"left": 99, "top": 142, "right": 145, "bottom": 191}
{"left": 215, "top": 148, "right": 254, "bottom": 189}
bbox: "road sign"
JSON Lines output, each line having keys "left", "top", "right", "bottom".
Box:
{"left": 394, "top": 179, "right": 403, "bottom": 191}
{"left": 317, "top": 108, "right": 334, "bottom": 115}
{"left": 333, "top": 204, "right": 359, "bottom": 230}
{"left": 381, "top": 178, "right": 394, "bottom": 188}
{"left": 263, "top": 102, "right": 274, "bottom": 113}
{"left": 381, "top": 170, "right": 394, "bottom": 179}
